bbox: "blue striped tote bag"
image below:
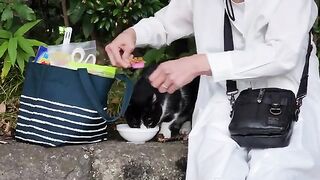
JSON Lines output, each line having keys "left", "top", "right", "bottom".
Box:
{"left": 15, "top": 62, "right": 133, "bottom": 147}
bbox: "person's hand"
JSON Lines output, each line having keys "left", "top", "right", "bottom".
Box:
{"left": 149, "top": 54, "right": 212, "bottom": 94}
{"left": 105, "top": 28, "right": 136, "bottom": 68}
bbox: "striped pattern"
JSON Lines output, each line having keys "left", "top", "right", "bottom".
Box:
{"left": 15, "top": 95, "right": 109, "bottom": 147}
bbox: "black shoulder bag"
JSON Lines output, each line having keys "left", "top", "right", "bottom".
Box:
{"left": 224, "top": 12, "right": 313, "bottom": 148}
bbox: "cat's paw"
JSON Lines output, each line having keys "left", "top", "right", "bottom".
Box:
{"left": 179, "top": 121, "right": 191, "bottom": 136}
{"left": 156, "top": 133, "right": 184, "bottom": 143}
{"left": 159, "top": 122, "right": 172, "bottom": 139}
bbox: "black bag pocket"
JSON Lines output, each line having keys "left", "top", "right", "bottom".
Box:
{"left": 229, "top": 88, "right": 297, "bottom": 148}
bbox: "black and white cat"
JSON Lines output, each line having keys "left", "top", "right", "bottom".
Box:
{"left": 125, "top": 64, "right": 199, "bottom": 140}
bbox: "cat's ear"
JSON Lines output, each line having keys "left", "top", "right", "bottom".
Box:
{"left": 152, "top": 94, "right": 157, "bottom": 103}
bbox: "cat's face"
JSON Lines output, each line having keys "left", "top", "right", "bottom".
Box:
{"left": 125, "top": 92, "right": 163, "bottom": 128}
{"left": 124, "top": 67, "right": 164, "bottom": 128}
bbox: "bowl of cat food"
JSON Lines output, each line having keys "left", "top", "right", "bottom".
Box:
{"left": 116, "top": 124, "right": 159, "bottom": 144}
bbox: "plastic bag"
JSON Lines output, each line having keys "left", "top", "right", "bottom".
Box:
{"left": 47, "top": 40, "right": 96, "bottom": 67}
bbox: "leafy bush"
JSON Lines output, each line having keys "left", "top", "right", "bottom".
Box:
{"left": 0, "top": 1, "right": 46, "bottom": 81}
{"left": 0, "top": 1, "right": 46, "bottom": 132}
{"left": 0, "top": 0, "right": 36, "bottom": 30}
{"left": 68, "top": 0, "right": 168, "bottom": 41}
{"left": 0, "top": 20, "right": 45, "bottom": 80}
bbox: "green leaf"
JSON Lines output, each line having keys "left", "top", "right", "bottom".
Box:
{"left": 82, "top": 15, "right": 94, "bottom": 38}
{"left": 123, "top": 7, "right": 130, "bottom": 12}
{"left": 1, "top": 7, "right": 13, "bottom": 21}
{"left": 105, "top": 22, "right": 111, "bottom": 31}
{"left": 16, "top": 51, "right": 26, "bottom": 73}
{"left": 114, "top": 0, "right": 122, "bottom": 6}
{"left": 0, "top": 41, "right": 8, "bottom": 59}
{"left": 137, "top": 3, "right": 142, "bottom": 9}
{"left": 54, "top": 36, "right": 64, "bottom": 45}
{"left": 27, "top": 39, "right": 46, "bottom": 47}
{"left": 91, "top": 16, "right": 99, "bottom": 24}
{"left": 1, "top": 55, "right": 12, "bottom": 81}
{"left": 113, "top": 9, "right": 121, "bottom": 16}
{"left": 4, "top": 18, "right": 12, "bottom": 29}
{"left": 14, "top": 20, "right": 41, "bottom": 37}
{"left": 143, "top": 48, "right": 166, "bottom": 65}
{"left": 86, "top": 9, "right": 94, "bottom": 14}
{"left": 17, "top": 36, "right": 35, "bottom": 57}
{"left": 98, "top": 21, "right": 105, "bottom": 29}
{"left": 17, "top": 49, "right": 31, "bottom": 62}
{"left": 0, "top": 3, "right": 5, "bottom": 12}
{"left": 8, "top": 37, "right": 17, "bottom": 65}
{"left": 13, "top": 3, "right": 36, "bottom": 21}
{"left": 0, "top": 30, "right": 11, "bottom": 39}
{"left": 69, "top": 2, "right": 86, "bottom": 24}
{"left": 97, "top": 7, "right": 104, "bottom": 11}
{"left": 87, "top": 2, "right": 95, "bottom": 8}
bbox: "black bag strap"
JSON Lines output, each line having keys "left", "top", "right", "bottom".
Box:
{"left": 224, "top": 11, "right": 313, "bottom": 106}
{"left": 224, "top": 11, "right": 238, "bottom": 97}
{"left": 296, "top": 33, "right": 313, "bottom": 102}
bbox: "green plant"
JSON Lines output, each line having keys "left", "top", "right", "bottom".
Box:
{"left": 0, "top": 0, "right": 36, "bottom": 30}
{"left": 68, "top": 0, "right": 168, "bottom": 41}
{"left": 0, "top": 20, "right": 45, "bottom": 80}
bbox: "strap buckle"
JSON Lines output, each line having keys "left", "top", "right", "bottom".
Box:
{"left": 296, "top": 95, "right": 305, "bottom": 108}
{"left": 295, "top": 96, "right": 305, "bottom": 122}
{"left": 226, "top": 90, "right": 238, "bottom": 106}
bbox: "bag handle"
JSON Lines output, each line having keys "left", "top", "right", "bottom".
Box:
{"left": 78, "top": 68, "right": 134, "bottom": 123}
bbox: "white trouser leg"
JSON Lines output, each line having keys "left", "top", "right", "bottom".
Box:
{"left": 247, "top": 95, "right": 320, "bottom": 180}
{"left": 186, "top": 98, "right": 249, "bottom": 180}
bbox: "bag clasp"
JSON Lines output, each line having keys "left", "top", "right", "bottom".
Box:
{"left": 257, "top": 88, "right": 265, "bottom": 103}
{"left": 270, "top": 103, "right": 282, "bottom": 116}
{"left": 227, "top": 90, "right": 238, "bottom": 106}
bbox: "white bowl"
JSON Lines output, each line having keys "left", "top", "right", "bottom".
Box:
{"left": 116, "top": 124, "right": 159, "bottom": 144}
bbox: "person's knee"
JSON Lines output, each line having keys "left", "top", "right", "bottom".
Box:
{"left": 247, "top": 148, "right": 320, "bottom": 180}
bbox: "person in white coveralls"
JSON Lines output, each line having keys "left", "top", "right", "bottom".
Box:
{"left": 106, "top": 0, "right": 320, "bottom": 179}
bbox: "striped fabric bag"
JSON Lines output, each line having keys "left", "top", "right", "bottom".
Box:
{"left": 15, "top": 62, "right": 133, "bottom": 147}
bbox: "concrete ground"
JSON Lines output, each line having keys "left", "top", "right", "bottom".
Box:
{"left": 0, "top": 132, "right": 188, "bottom": 180}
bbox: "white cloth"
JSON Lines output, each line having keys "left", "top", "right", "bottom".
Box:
{"left": 132, "top": 0, "right": 320, "bottom": 179}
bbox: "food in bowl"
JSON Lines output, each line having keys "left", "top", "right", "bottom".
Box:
{"left": 116, "top": 124, "right": 159, "bottom": 144}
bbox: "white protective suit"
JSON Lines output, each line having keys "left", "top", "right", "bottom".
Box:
{"left": 132, "top": 0, "right": 320, "bottom": 179}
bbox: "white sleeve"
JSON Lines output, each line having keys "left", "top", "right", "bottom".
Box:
{"left": 207, "top": 0, "right": 318, "bottom": 82}
{"left": 132, "top": 0, "right": 194, "bottom": 48}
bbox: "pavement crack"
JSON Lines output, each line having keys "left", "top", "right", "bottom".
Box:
{"left": 64, "top": 168, "right": 76, "bottom": 180}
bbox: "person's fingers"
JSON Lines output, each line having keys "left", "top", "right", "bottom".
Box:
{"left": 158, "top": 78, "right": 173, "bottom": 93}
{"left": 105, "top": 45, "right": 117, "bottom": 66}
{"left": 121, "top": 45, "right": 134, "bottom": 61}
{"left": 167, "top": 84, "right": 177, "bottom": 94}
{"left": 109, "top": 45, "right": 128, "bottom": 68}
{"left": 152, "top": 75, "right": 167, "bottom": 90}
{"left": 121, "top": 47, "right": 133, "bottom": 68}
{"left": 129, "top": 54, "right": 134, "bottom": 61}
{"left": 149, "top": 70, "right": 167, "bottom": 89}
{"left": 167, "top": 77, "right": 182, "bottom": 94}
{"left": 149, "top": 66, "right": 163, "bottom": 83}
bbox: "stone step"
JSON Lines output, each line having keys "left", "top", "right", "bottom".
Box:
{"left": 0, "top": 140, "right": 187, "bottom": 180}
